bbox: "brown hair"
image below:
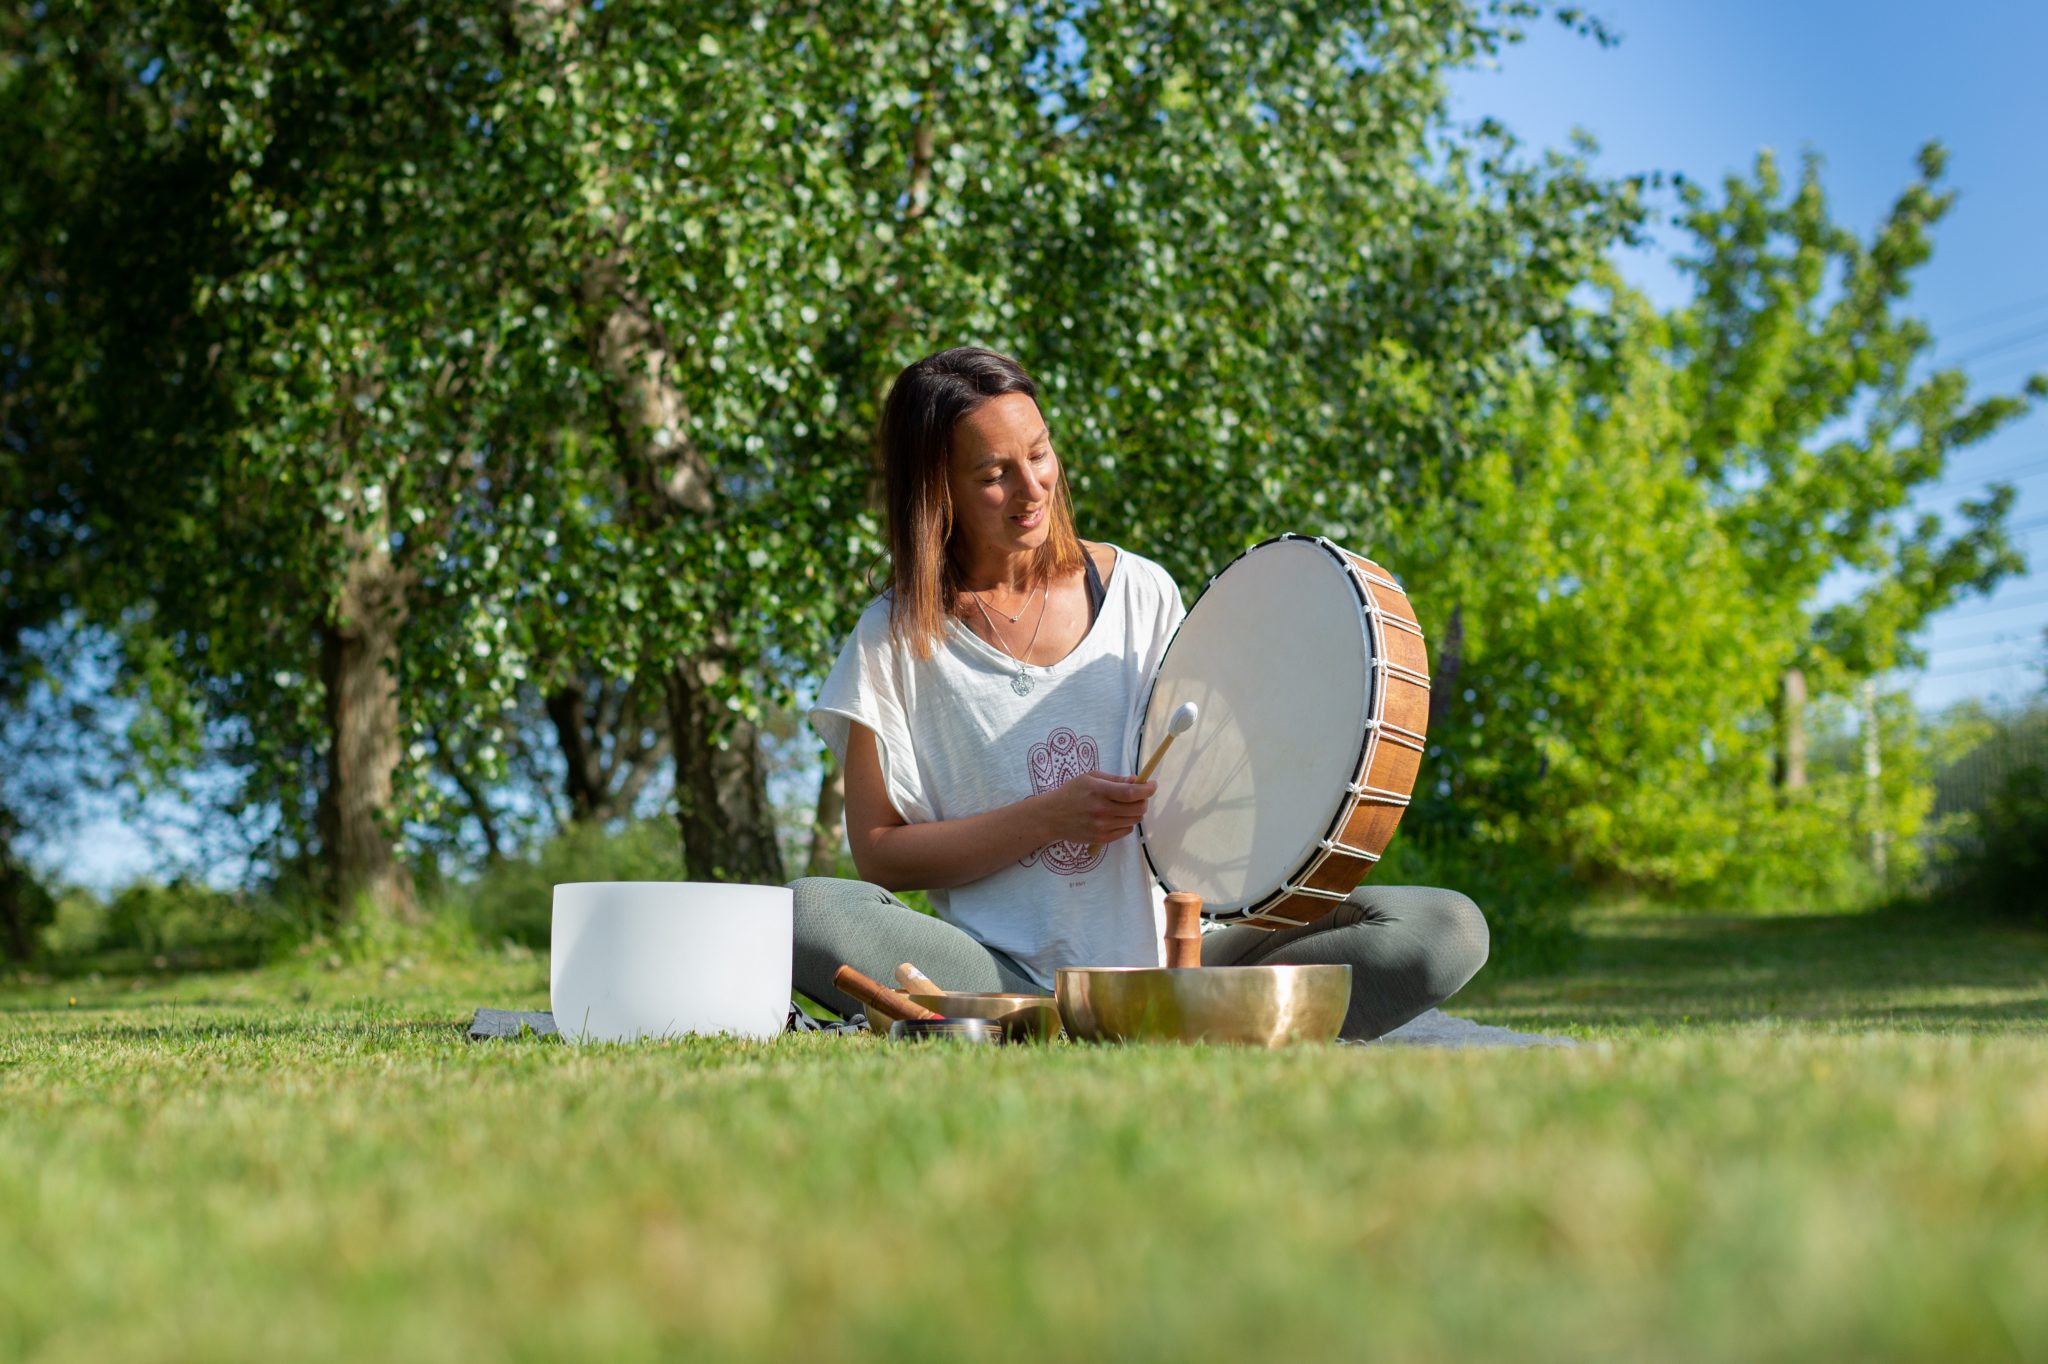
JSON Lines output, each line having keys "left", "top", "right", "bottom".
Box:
{"left": 876, "top": 346, "right": 1084, "bottom": 658}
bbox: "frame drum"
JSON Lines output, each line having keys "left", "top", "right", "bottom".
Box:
{"left": 1135, "top": 535, "right": 1431, "bottom": 929}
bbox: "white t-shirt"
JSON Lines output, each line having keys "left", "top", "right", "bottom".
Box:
{"left": 809, "top": 546, "right": 1187, "bottom": 988}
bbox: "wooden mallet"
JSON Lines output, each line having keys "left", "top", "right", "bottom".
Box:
{"left": 834, "top": 964, "right": 944, "bottom": 1023}
{"left": 895, "top": 962, "right": 946, "bottom": 996}
{"left": 1086, "top": 701, "right": 1198, "bottom": 859}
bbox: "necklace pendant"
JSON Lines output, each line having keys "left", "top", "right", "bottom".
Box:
{"left": 1011, "top": 672, "right": 1034, "bottom": 697}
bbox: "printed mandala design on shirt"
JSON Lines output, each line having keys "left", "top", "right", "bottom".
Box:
{"left": 1020, "top": 726, "right": 1106, "bottom": 875}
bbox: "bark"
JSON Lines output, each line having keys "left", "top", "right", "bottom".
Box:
{"left": 315, "top": 513, "right": 416, "bottom": 922}
{"left": 546, "top": 685, "right": 603, "bottom": 822}
{"left": 0, "top": 809, "right": 45, "bottom": 963}
{"left": 1427, "top": 602, "right": 1464, "bottom": 732}
{"left": 1774, "top": 666, "right": 1808, "bottom": 793}
{"left": 577, "top": 252, "right": 782, "bottom": 877}
{"left": 546, "top": 677, "right": 670, "bottom": 825}
{"left": 1862, "top": 677, "right": 1886, "bottom": 883}
{"left": 441, "top": 739, "right": 504, "bottom": 863}
{"left": 805, "top": 750, "right": 846, "bottom": 879}
{"left": 665, "top": 653, "right": 786, "bottom": 883}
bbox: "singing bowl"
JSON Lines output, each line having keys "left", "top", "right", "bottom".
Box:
{"left": 862, "top": 992, "right": 1062, "bottom": 1042}
{"left": 1055, "top": 964, "right": 1352, "bottom": 1047}
{"left": 550, "top": 881, "right": 792, "bottom": 1043}
{"left": 911, "top": 991, "right": 1062, "bottom": 1042}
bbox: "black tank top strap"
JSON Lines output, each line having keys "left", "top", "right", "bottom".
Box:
{"left": 1082, "top": 545, "right": 1106, "bottom": 624}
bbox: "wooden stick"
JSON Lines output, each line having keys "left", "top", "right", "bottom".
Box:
{"left": 1083, "top": 732, "right": 1180, "bottom": 860}
{"left": 1164, "top": 892, "right": 1204, "bottom": 968}
{"left": 834, "top": 965, "right": 944, "bottom": 1023}
{"left": 1135, "top": 732, "right": 1178, "bottom": 784}
{"left": 895, "top": 963, "right": 945, "bottom": 996}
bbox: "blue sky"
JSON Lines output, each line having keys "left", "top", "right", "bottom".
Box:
{"left": 1445, "top": 0, "right": 2048, "bottom": 711}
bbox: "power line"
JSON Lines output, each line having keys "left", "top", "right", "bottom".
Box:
{"left": 1954, "top": 457, "right": 2048, "bottom": 484}
{"left": 1922, "top": 622, "right": 2046, "bottom": 651}
{"left": 1962, "top": 350, "right": 2048, "bottom": 384}
{"left": 1919, "top": 655, "right": 2044, "bottom": 680}
{"left": 1970, "top": 454, "right": 2048, "bottom": 480}
{"left": 1929, "top": 462, "right": 2048, "bottom": 498}
{"left": 1942, "top": 291, "right": 2048, "bottom": 339}
{"left": 1943, "top": 588, "right": 2048, "bottom": 619}
{"left": 1946, "top": 321, "right": 2048, "bottom": 368}
{"left": 1924, "top": 638, "right": 2044, "bottom": 660}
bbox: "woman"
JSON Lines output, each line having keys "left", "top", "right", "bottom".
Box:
{"left": 793, "top": 346, "right": 1488, "bottom": 1040}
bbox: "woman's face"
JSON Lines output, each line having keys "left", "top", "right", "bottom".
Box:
{"left": 947, "top": 392, "right": 1059, "bottom": 562}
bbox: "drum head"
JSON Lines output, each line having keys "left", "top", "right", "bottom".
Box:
{"left": 1137, "top": 538, "right": 1373, "bottom": 916}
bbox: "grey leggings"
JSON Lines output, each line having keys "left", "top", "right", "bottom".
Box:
{"left": 789, "top": 877, "right": 1489, "bottom": 1041}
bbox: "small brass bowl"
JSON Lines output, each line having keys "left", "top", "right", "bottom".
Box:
{"left": 862, "top": 991, "right": 1062, "bottom": 1042}
{"left": 1055, "top": 964, "right": 1351, "bottom": 1047}
{"left": 909, "top": 991, "right": 1062, "bottom": 1042}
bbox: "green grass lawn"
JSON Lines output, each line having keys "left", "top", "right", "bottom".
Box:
{"left": 4, "top": 907, "right": 2045, "bottom": 1364}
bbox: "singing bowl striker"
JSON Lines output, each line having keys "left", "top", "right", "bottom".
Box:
{"left": 1055, "top": 965, "right": 1351, "bottom": 1047}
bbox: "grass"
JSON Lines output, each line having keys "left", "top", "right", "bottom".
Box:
{"left": 4, "top": 906, "right": 2046, "bottom": 1364}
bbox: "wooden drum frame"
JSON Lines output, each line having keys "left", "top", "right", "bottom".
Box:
{"left": 1134, "top": 534, "right": 1431, "bottom": 931}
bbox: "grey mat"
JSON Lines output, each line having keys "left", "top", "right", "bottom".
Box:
{"left": 466, "top": 1008, "right": 559, "bottom": 1041}
{"left": 468, "top": 1005, "right": 1573, "bottom": 1048}
{"left": 1361, "top": 1008, "right": 1578, "bottom": 1048}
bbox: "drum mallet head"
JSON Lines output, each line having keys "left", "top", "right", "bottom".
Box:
{"left": 1139, "top": 702, "right": 1199, "bottom": 781}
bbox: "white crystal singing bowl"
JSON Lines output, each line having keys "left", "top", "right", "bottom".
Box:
{"left": 550, "top": 882, "right": 793, "bottom": 1043}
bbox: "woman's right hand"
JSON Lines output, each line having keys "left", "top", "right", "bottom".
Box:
{"left": 1037, "top": 771, "right": 1156, "bottom": 847}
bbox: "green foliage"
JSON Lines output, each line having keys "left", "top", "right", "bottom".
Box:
{"left": 1390, "top": 146, "right": 2034, "bottom": 905}
{"left": 36, "top": 878, "right": 285, "bottom": 967}
{"left": 5, "top": 0, "right": 1640, "bottom": 904}
{"left": 1942, "top": 764, "right": 2048, "bottom": 926}
{"left": 1667, "top": 145, "right": 2031, "bottom": 682}
{"left": 3, "top": 3, "right": 2032, "bottom": 925}
{"left": 445, "top": 819, "right": 686, "bottom": 948}
{"left": 1370, "top": 831, "right": 1577, "bottom": 974}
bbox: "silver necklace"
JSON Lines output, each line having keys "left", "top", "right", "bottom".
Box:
{"left": 978, "top": 584, "right": 1036, "bottom": 623}
{"left": 972, "top": 584, "right": 1048, "bottom": 696}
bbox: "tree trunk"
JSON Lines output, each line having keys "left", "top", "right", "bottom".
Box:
{"left": 665, "top": 653, "right": 786, "bottom": 884}
{"left": 577, "top": 248, "right": 787, "bottom": 878}
{"left": 439, "top": 735, "right": 504, "bottom": 863}
{"left": 0, "top": 809, "right": 44, "bottom": 964}
{"left": 1427, "top": 602, "right": 1464, "bottom": 731}
{"left": 545, "top": 677, "right": 670, "bottom": 826}
{"left": 315, "top": 521, "right": 416, "bottom": 922}
{"left": 546, "top": 684, "right": 604, "bottom": 823}
{"left": 1862, "top": 677, "right": 1886, "bottom": 884}
{"left": 1774, "top": 666, "right": 1808, "bottom": 793}
{"left": 806, "top": 750, "right": 846, "bottom": 879}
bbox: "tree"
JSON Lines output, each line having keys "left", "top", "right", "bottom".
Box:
{"left": 1397, "top": 146, "right": 2038, "bottom": 896}
{"left": 10, "top": 0, "right": 1641, "bottom": 906}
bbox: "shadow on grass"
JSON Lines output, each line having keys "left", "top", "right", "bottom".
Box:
{"left": 1459, "top": 909, "right": 2048, "bottom": 1034}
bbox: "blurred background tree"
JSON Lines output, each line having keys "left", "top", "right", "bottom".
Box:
{"left": 2, "top": 0, "right": 2037, "bottom": 956}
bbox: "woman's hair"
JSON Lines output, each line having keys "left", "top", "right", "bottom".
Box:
{"left": 876, "top": 345, "right": 1083, "bottom": 658}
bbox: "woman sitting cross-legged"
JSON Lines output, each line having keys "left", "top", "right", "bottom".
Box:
{"left": 793, "top": 345, "right": 1488, "bottom": 1041}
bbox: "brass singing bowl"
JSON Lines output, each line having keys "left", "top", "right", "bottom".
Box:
{"left": 913, "top": 991, "right": 1063, "bottom": 1042}
{"left": 1055, "top": 964, "right": 1352, "bottom": 1047}
{"left": 862, "top": 992, "right": 1063, "bottom": 1042}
